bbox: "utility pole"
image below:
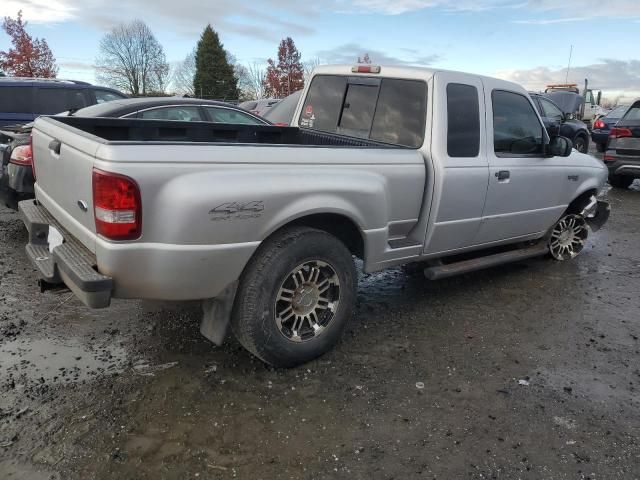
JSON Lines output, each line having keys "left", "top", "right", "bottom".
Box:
{"left": 565, "top": 45, "right": 573, "bottom": 84}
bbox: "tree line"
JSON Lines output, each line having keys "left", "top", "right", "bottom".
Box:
{"left": 1, "top": 12, "right": 376, "bottom": 101}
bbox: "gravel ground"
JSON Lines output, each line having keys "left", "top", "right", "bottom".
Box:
{"left": 1, "top": 175, "right": 639, "bottom": 479}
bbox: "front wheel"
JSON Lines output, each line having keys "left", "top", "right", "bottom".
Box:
{"left": 573, "top": 134, "right": 589, "bottom": 154}
{"left": 231, "top": 226, "right": 357, "bottom": 367}
{"left": 548, "top": 214, "right": 588, "bottom": 261}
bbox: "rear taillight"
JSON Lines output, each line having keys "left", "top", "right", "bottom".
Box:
{"left": 610, "top": 127, "right": 632, "bottom": 138}
{"left": 92, "top": 168, "right": 141, "bottom": 240}
{"left": 603, "top": 155, "right": 616, "bottom": 162}
{"left": 9, "top": 144, "right": 33, "bottom": 166}
{"left": 273, "top": 122, "right": 289, "bottom": 126}
{"left": 593, "top": 119, "right": 605, "bottom": 129}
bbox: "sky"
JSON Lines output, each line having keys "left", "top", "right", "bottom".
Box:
{"left": 1, "top": 0, "right": 639, "bottom": 101}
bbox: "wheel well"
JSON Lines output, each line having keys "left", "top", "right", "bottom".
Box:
{"left": 281, "top": 213, "right": 365, "bottom": 259}
{"left": 567, "top": 189, "right": 597, "bottom": 214}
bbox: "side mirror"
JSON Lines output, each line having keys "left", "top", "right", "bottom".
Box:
{"left": 546, "top": 135, "right": 573, "bottom": 157}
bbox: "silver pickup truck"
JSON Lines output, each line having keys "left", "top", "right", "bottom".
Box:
{"left": 20, "top": 65, "right": 610, "bottom": 367}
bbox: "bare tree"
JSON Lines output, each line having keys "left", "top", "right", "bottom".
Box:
{"left": 240, "top": 62, "right": 267, "bottom": 100}
{"left": 171, "top": 50, "right": 196, "bottom": 96}
{"left": 303, "top": 57, "right": 321, "bottom": 81}
{"left": 96, "top": 20, "right": 169, "bottom": 95}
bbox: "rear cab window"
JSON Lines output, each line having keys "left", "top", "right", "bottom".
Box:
{"left": 446, "top": 83, "right": 480, "bottom": 157}
{"left": 299, "top": 75, "right": 427, "bottom": 148}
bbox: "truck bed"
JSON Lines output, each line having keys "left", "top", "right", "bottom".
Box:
{"left": 47, "top": 116, "right": 402, "bottom": 148}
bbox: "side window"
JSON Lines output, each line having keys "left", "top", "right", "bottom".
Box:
{"left": 492, "top": 90, "right": 544, "bottom": 156}
{"left": 0, "top": 87, "right": 33, "bottom": 113}
{"left": 94, "top": 89, "right": 125, "bottom": 104}
{"left": 446, "top": 83, "right": 480, "bottom": 157}
{"left": 35, "top": 88, "right": 88, "bottom": 114}
{"left": 139, "top": 106, "right": 203, "bottom": 121}
{"left": 299, "top": 75, "right": 347, "bottom": 133}
{"left": 205, "top": 107, "right": 263, "bottom": 125}
{"left": 539, "top": 98, "right": 564, "bottom": 121}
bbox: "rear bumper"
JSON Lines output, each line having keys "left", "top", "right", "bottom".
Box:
{"left": 19, "top": 199, "right": 113, "bottom": 308}
{"left": 604, "top": 154, "right": 640, "bottom": 177}
{"left": 590, "top": 130, "right": 609, "bottom": 145}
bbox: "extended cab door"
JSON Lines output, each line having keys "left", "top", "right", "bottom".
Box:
{"left": 423, "top": 72, "right": 489, "bottom": 254}
{"left": 475, "top": 85, "right": 566, "bottom": 244}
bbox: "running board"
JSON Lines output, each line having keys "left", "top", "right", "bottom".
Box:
{"left": 424, "top": 243, "right": 549, "bottom": 280}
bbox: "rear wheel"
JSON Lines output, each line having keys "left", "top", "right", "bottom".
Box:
{"left": 573, "top": 134, "right": 589, "bottom": 154}
{"left": 231, "top": 226, "right": 357, "bottom": 367}
{"left": 609, "top": 174, "right": 634, "bottom": 189}
{"left": 548, "top": 214, "right": 588, "bottom": 261}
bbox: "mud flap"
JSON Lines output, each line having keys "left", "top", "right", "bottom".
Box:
{"left": 584, "top": 200, "right": 610, "bottom": 232}
{"left": 200, "top": 281, "right": 238, "bottom": 345}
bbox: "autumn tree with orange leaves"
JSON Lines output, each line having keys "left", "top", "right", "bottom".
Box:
{"left": 263, "top": 37, "right": 304, "bottom": 98}
{"left": 0, "top": 11, "right": 58, "bottom": 78}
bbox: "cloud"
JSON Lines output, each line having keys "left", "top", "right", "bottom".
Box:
{"left": 314, "top": 42, "right": 440, "bottom": 66}
{"left": 495, "top": 59, "right": 640, "bottom": 94}
{"left": 4, "top": 0, "right": 315, "bottom": 42}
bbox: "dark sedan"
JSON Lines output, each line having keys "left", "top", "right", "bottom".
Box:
{"left": 529, "top": 93, "right": 590, "bottom": 153}
{"left": 0, "top": 98, "right": 268, "bottom": 209}
{"left": 591, "top": 105, "right": 630, "bottom": 152}
{"left": 604, "top": 100, "right": 640, "bottom": 189}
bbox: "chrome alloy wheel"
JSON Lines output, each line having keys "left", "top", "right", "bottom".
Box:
{"left": 274, "top": 260, "right": 340, "bottom": 343}
{"left": 549, "top": 214, "right": 588, "bottom": 260}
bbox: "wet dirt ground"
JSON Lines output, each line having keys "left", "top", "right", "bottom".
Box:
{"left": 1, "top": 180, "right": 639, "bottom": 479}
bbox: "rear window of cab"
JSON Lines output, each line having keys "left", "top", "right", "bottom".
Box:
{"left": 299, "top": 75, "right": 427, "bottom": 148}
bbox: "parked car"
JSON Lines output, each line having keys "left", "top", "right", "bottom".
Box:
{"left": 239, "top": 98, "right": 280, "bottom": 116}
{"left": 20, "top": 65, "right": 609, "bottom": 367}
{"left": 262, "top": 90, "right": 302, "bottom": 125}
{"left": 1, "top": 97, "right": 268, "bottom": 209}
{"left": 603, "top": 99, "right": 640, "bottom": 188}
{"left": 591, "top": 105, "right": 630, "bottom": 152}
{"left": 0, "top": 77, "right": 127, "bottom": 128}
{"left": 530, "top": 93, "right": 590, "bottom": 153}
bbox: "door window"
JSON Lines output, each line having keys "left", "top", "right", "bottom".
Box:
{"left": 446, "top": 83, "right": 480, "bottom": 157}
{"left": 492, "top": 90, "right": 544, "bottom": 156}
{"left": 539, "top": 97, "right": 564, "bottom": 121}
{"left": 204, "top": 107, "right": 264, "bottom": 124}
{"left": 139, "top": 106, "right": 203, "bottom": 121}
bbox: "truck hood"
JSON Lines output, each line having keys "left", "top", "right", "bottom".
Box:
{"left": 545, "top": 92, "right": 584, "bottom": 115}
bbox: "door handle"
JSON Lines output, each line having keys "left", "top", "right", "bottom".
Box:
{"left": 495, "top": 170, "right": 510, "bottom": 181}
{"left": 48, "top": 139, "right": 61, "bottom": 155}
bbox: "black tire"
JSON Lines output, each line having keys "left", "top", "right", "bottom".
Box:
{"left": 596, "top": 143, "right": 606, "bottom": 153}
{"left": 609, "top": 174, "right": 634, "bottom": 189}
{"left": 573, "top": 134, "right": 589, "bottom": 154}
{"left": 231, "top": 226, "right": 357, "bottom": 367}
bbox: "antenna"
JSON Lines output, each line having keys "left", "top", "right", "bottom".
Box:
{"left": 565, "top": 45, "right": 573, "bottom": 83}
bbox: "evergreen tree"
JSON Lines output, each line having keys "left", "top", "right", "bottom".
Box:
{"left": 193, "top": 25, "right": 238, "bottom": 100}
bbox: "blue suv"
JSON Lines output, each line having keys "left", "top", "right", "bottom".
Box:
{"left": 0, "top": 77, "right": 126, "bottom": 128}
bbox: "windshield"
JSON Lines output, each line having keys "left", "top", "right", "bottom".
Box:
{"left": 263, "top": 91, "right": 302, "bottom": 124}
{"left": 607, "top": 105, "right": 629, "bottom": 119}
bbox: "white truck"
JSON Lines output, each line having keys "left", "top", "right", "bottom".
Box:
{"left": 20, "top": 65, "right": 609, "bottom": 367}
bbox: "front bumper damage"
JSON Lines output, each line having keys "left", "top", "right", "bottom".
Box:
{"left": 581, "top": 193, "right": 610, "bottom": 232}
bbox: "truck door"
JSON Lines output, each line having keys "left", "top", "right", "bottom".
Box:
{"left": 475, "top": 85, "right": 566, "bottom": 244}
{"left": 423, "top": 73, "right": 489, "bottom": 254}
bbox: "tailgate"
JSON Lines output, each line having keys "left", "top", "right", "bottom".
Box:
{"left": 32, "top": 117, "right": 100, "bottom": 252}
